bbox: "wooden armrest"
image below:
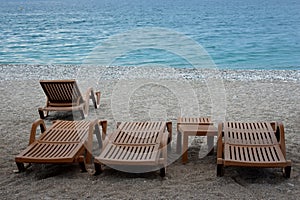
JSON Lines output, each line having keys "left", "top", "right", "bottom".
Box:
{"left": 94, "top": 120, "right": 108, "bottom": 150}
{"left": 161, "top": 132, "right": 168, "bottom": 147}
{"left": 277, "top": 121, "right": 287, "bottom": 158}
{"left": 29, "top": 119, "right": 46, "bottom": 145}
{"left": 85, "top": 87, "right": 93, "bottom": 100}
{"left": 85, "top": 87, "right": 101, "bottom": 109}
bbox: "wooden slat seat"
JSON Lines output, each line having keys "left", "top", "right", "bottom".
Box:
{"left": 15, "top": 119, "right": 106, "bottom": 173}
{"left": 217, "top": 121, "right": 292, "bottom": 178}
{"left": 224, "top": 144, "right": 287, "bottom": 166}
{"left": 38, "top": 80, "right": 101, "bottom": 119}
{"left": 15, "top": 142, "right": 84, "bottom": 163}
{"left": 97, "top": 143, "right": 160, "bottom": 165}
{"left": 94, "top": 121, "right": 172, "bottom": 177}
{"left": 114, "top": 121, "right": 171, "bottom": 145}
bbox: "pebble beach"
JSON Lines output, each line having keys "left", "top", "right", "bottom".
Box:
{"left": 0, "top": 65, "right": 299, "bottom": 199}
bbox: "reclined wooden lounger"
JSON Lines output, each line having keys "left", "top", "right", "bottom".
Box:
{"left": 94, "top": 121, "right": 172, "bottom": 177}
{"left": 217, "top": 121, "right": 292, "bottom": 178}
{"left": 38, "top": 80, "right": 101, "bottom": 119}
{"left": 15, "top": 119, "right": 105, "bottom": 173}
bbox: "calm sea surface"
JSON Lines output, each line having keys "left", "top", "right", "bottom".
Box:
{"left": 0, "top": 0, "right": 299, "bottom": 69}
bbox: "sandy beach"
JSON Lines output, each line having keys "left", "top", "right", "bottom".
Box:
{"left": 0, "top": 65, "right": 299, "bottom": 199}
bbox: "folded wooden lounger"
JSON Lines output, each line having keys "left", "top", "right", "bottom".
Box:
{"left": 15, "top": 119, "right": 104, "bottom": 173}
{"left": 38, "top": 79, "right": 101, "bottom": 119}
{"left": 217, "top": 121, "right": 292, "bottom": 178}
{"left": 94, "top": 121, "right": 172, "bottom": 177}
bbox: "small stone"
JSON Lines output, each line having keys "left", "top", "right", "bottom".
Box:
{"left": 287, "top": 183, "right": 294, "bottom": 187}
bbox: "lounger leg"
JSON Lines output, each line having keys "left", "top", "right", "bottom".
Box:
{"left": 94, "top": 163, "right": 103, "bottom": 175}
{"left": 15, "top": 162, "right": 26, "bottom": 173}
{"left": 217, "top": 164, "right": 224, "bottom": 177}
{"left": 79, "top": 163, "right": 87, "bottom": 172}
{"left": 182, "top": 134, "right": 189, "bottom": 164}
{"left": 176, "top": 131, "right": 182, "bottom": 154}
{"left": 283, "top": 166, "right": 291, "bottom": 178}
{"left": 38, "top": 109, "right": 45, "bottom": 119}
{"left": 85, "top": 151, "right": 93, "bottom": 164}
{"left": 160, "top": 167, "right": 166, "bottom": 177}
{"left": 207, "top": 136, "right": 214, "bottom": 155}
{"left": 79, "top": 110, "right": 85, "bottom": 119}
{"left": 167, "top": 138, "right": 172, "bottom": 152}
{"left": 78, "top": 157, "right": 87, "bottom": 172}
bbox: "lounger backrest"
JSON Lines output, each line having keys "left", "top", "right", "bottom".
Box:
{"left": 119, "top": 121, "right": 166, "bottom": 132}
{"left": 39, "top": 120, "right": 91, "bottom": 142}
{"left": 223, "top": 121, "right": 279, "bottom": 145}
{"left": 40, "top": 80, "right": 83, "bottom": 104}
{"left": 112, "top": 121, "right": 166, "bottom": 144}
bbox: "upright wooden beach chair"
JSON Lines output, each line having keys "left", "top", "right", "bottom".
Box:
{"left": 15, "top": 119, "right": 105, "bottom": 173}
{"left": 217, "top": 121, "right": 292, "bottom": 178}
{"left": 94, "top": 121, "right": 172, "bottom": 177}
{"left": 38, "top": 80, "right": 100, "bottom": 119}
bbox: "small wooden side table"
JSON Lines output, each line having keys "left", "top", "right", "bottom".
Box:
{"left": 176, "top": 117, "right": 218, "bottom": 164}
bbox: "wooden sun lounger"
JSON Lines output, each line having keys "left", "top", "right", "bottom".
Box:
{"left": 38, "top": 80, "right": 101, "bottom": 119}
{"left": 94, "top": 121, "right": 172, "bottom": 177}
{"left": 15, "top": 119, "right": 105, "bottom": 173}
{"left": 217, "top": 121, "right": 292, "bottom": 178}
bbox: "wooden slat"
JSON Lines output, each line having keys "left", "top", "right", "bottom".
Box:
{"left": 120, "top": 121, "right": 164, "bottom": 132}
{"left": 16, "top": 142, "right": 82, "bottom": 163}
{"left": 119, "top": 146, "right": 129, "bottom": 160}
{"left": 260, "top": 147, "right": 267, "bottom": 162}
{"left": 269, "top": 146, "right": 279, "bottom": 161}
{"left": 39, "top": 121, "right": 90, "bottom": 142}
{"left": 112, "top": 130, "right": 162, "bottom": 145}
{"left": 239, "top": 146, "right": 244, "bottom": 162}
{"left": 111, "top": 145, "right": 121, "bottom": 160}
{"left": 96, "top": 121, "right": 168, "bottom": 168}
{"left": 40, "top": 80, "right": 84, "bottom": 107}
{"left": 224, "top": 122, "right": 279, "bottom": 145}
{"left": 98, "top": 143, "right": 160, "bottom": 164}
{"left": 224, "top": 144, "right": 287, "bottom": 166}
{"left": 178, "top": 117, "right": 211, "bottom": 124}
{"left": 247, "top": 146, "right": 254, "bottom": 162}
{"left": 114, "top": 145, "right": 125, "bottom": 160}
{"left": 243, "top": 146, "right": 249, "bottom": 162}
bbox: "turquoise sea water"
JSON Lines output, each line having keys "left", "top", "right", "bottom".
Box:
{"left": 0, "top": 0, "right": 299, "bottom": 69}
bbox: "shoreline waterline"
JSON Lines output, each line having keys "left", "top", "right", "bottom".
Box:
{"left": 0, "top": 64, "right": 299, "bottom": 82}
